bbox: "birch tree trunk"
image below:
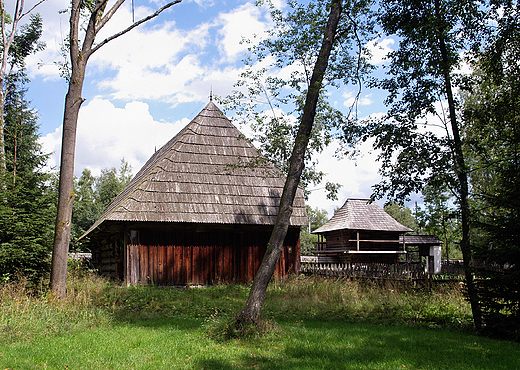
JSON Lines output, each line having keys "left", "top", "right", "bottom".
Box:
{"left": 236, "top": 0, "right": 343, "bottom": 326}
{"left": 0, "top": 0, "right": 23, "bottom": 174}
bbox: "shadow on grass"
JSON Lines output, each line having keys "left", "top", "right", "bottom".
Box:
{"left": 193, "top": 320, "right": 520, "bottom": 370}
{"left": 2, "top": 316, "right": 519, "bottom": 370}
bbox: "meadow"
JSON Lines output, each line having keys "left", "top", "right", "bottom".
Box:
{"left": 1, "top": 272, "right": 519, "bottom": 369}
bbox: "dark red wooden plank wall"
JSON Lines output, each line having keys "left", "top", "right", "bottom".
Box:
{"left": 126, "top": 227, "right": 300, "bottom": 286}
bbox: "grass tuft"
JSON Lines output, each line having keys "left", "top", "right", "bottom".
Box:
{"left": 202, "top": 310, "right": 279, "bottom": 342}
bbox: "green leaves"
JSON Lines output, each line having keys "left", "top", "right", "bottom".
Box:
{"left": 71, "top": 160, "right": 132, "bottom": 250}
{"left": 222, "top": 0, "right": 375, "bottom": 199}
{"left": 461, "top": 8, "right": 520, "bottom": 338}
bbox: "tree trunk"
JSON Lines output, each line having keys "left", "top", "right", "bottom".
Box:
{"left": 0, "top": 91, "right": 5, "bottom": 172}
{"left": 1, "top": 0, "right": 20, "bottom": 176}
{"left": 50, "top": 0, "right": 89, "bottom": 298}
{"left": 434, "top": 0, "right": 482, "bottom": 329}
{"left": 50, "top": 73, "right": 85, "bottom": 298}
{"left": 236, "top": 0, "right": 343, "bottom": 326}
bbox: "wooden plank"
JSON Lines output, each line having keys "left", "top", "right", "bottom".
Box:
{"left": 194, "top": 245, "right": 201, "bottom": 285}
{"left": 197, "top": 245, "right": 204, "bottom": 285}
{"left": 166, "top": 246, "right": 174, "bottom": 285}
{"left": 248, "top": 244, "right": 254, "bottom": 282}
{"left": 209, "top": 245, "right": 215, "bottom": 284}
{"left": 207, "top": 245, "right": 213, "bottom": 285}
{"left": 174, "top": 245, "right": 183, "bottom": 285}
{"left": 205, "top": 245, "right": 212, "bottom": 285}
{"left": 149, "top": 245, "right": 156, "bottom": 285}
{"left": 158, "top": 245, "right": 166, "bottom": 285}
{"left": 128, "top": 244, "right": 138, "bottom": 285}
{"left": 183, "top": 246, "right": 191, "bottom": 285}
{"left": 140, "top": 244, "right": 149, "bottom": 284}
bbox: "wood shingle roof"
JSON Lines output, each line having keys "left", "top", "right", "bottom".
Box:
{"left": 312, "top": 198, "right": 413, "bottom": 234}
{"left": 83, "top": 101, "right": 307, "bottom": 237}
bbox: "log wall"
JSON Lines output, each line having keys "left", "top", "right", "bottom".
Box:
{"left": 90, "top": 223, "right": 300, "bottom": 286}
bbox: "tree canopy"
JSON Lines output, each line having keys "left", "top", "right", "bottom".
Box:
{"left": 462, "top": 4, "right": 520, "bottom": 339}
{"left": 221, "top": 0, "right": 376, "bottom": 199}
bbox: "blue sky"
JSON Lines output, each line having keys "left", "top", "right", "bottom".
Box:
{"left": 17, "top": 0, "right": 397, "bottom": 216}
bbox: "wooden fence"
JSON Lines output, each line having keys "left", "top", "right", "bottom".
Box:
{"left": 300, "top": 260, "right": 467, "bottom": 281}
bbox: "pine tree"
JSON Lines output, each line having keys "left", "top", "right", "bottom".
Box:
{"left": 0, "top": 75, "right": 54, "bottom": 283}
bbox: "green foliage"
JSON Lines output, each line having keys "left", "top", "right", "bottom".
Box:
{"left": 414, "top": 186, "right": 462, "bottom": 260}
{"left": 71, "top": 160, "right": 132, "bottom": 250}
{"left": 0, "top": 274, "right": 112, "bottom": 345}
{"left": 4, "top": 275, "right": 520, "bottom": 368}
{"left": 220, "top": 0, "right": 375, "bottom": 199}
{"left": 1, "top": 274, "right": 473, "bottom": 345}
{"left": 8, "top": 13, "right": 46, "bottom": 70}
{"left": 264, "top": 276, "right": 473, "bottom": 328}
{"left": 300, "top": 205, "right": 328, "bottom": 255}
{"left": 202, "top": 312, "right": 276, "bottom": 341}
{"left": 344, "top": 0, "right": 493, "bottom": 329}
{"left": 0, "top": 75, "right": 54, "bottom": 284}
{"left": 349, "top": 0, "right": 487, "bottom": 202}
{"left": 462, "top": 7, "right": 520, "bottom": 340}
{"left": 383, "top": 202, "right": 419, "bottom": 231}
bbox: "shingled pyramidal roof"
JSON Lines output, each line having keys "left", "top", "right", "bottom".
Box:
{"left": 313, "top": 198, "right": 412, "bottom": 234}
{"left": 83, "top": 101, "right": 307, "bottom": 237}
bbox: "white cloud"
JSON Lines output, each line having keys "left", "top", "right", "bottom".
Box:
{"left": 343, "top": 91, "right": 373, "bottom": 108}
{"left": 188, "top": 0, "right": 215, "bottom": 8}
{"left": 365, "top": 37, "right": 395, "bottom": 65}
{"left": 40, "top": 98, "right": 187, "bottom": 176}
{"left": 306, "top": 139, "right": 382, "bottom": 216}
{"left": 24, "top": 0, "right": 71, "bottom": 81}
{"left": 215, "top": 3, "right": 269, "bottom": 62}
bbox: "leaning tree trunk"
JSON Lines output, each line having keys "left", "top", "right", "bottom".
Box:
{"left": 236, "top": 0, "right": 343, "bottom": 326}
{"left": 434, "top": 0, "right": 482, "bottom": 329}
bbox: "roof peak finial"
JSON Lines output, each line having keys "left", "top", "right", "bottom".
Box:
{"left": 209, "top": 87, "right": 213, "bottom": 101}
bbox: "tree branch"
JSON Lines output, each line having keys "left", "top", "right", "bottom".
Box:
{"left": 96, "top": 0, "right": 126, "bottom": 33}
{"left": 82, "top": 0, "right": 109, "bottom": 59}
{"left": 89, "top": 0, "right": 182, "bottom": 57}
{"left": 21, "top": 0, "right": 47, "bottom": 19}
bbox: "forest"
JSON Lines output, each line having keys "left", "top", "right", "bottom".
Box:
{"left": 0, "top": 0, "right": 518, "bottom": 342}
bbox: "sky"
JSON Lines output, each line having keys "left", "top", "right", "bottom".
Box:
{"left": 14, "top": 0, "right": 397, "bottom": 217}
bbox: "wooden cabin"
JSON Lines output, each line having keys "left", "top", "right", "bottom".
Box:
{"left": 81, "top": 100, "right": 307, "bottom": 286}
{"left": 312, "top": 199, "right": 412, "bottom": 264}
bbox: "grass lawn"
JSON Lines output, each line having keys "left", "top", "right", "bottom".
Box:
{"left": 2, "top": 318, "right": 519, "bottom": 369}
{"left": 1, "top": 275, "right": 519, "bottom": 369}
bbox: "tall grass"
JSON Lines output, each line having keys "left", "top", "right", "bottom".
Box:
{"left": 3, "top": 273, "right": 520, "bottom": 370}
{"left": 264, "top": 276, "right": 473, "bottom": 329}
{"left": 1, "top": 272, "right": 472, "bottom": 346}
{"left": 0, "top": 273, "right": 112, "bottom": 344}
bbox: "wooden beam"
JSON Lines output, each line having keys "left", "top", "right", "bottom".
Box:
{"left": 348, "top": 239, "right": 402, "bottom": 243}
